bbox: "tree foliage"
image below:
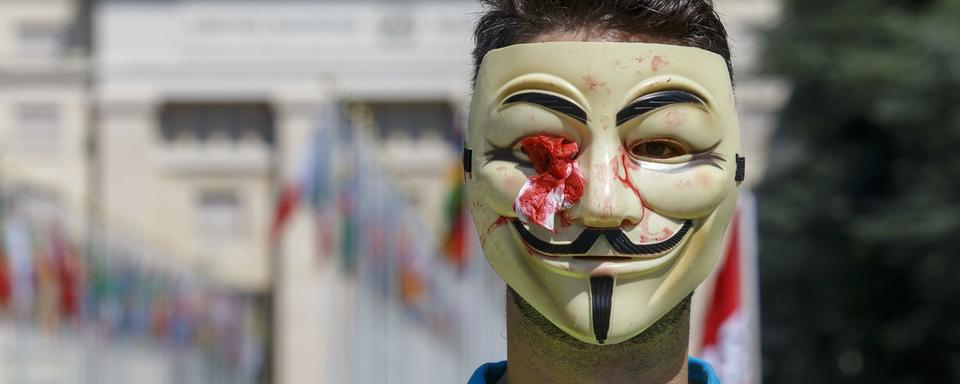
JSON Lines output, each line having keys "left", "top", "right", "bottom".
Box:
{"left": 757, "top": 0, "right": 960, "bottom": 382}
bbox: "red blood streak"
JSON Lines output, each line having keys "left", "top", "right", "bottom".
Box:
{"left": 651, "top": 55, "right": 668, "bottom": 71}
{"left": 559, "top": 210, "right": 575, "bottom": 228}
{"left": 662, "top": 227, "right": 674, "bottom": 238}
{"left": 666, "top": 110, "right": 687, "bottom": 129}
{"left": 639, "top": 214, "right": 650, "bottom": 240}
{"left": 637, "top": 206, "right": 672, "bottom": 242}
{"left": 485, "top": 216, "right": 509, "bottom": 235}
{"left": 582, "top": 76, "right": 600, "bottom": 91}
{"left": 515, "top": 135, "right": 585, "bottom": 228}
{"left": 617, "top": 152, "right": 643, "bottom": 200}
{"left": 617, "top": 151, "right": 657, "bottom": 234}
{"left": 481, "top": 216, "right": 510, "bottom": 244}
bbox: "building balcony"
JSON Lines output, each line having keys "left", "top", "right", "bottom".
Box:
{"left": 151, "top": 140, "right": 272, "bottom": 176}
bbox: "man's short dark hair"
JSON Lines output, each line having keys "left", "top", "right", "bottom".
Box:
{"left": 472, "top": 0, "right": 733, "bottom": 85}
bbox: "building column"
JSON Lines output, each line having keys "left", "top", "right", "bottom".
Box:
{"left": 272, "top": 88, "right": 337, "bottom": 384}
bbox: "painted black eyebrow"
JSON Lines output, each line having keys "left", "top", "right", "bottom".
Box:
{"left": 616, "top": 90, "right": 706, "bottom": 126}
{"left": 503, "top": 92, "right": 588, "bottom": 124}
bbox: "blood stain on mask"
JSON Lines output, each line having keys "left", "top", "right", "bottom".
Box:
{"left": 638, "top": 206, "right": 675, "bottom": 242}
{"left": 486, "top": 216, "right": 510, "bottom": 235}
{"left": 666, "top": 110, "right": 687, "bottom": 132}
{"left": 601, "top": 200, "right": 614, "bottom": 218}
{"left": 481, "top": 216, "right": 510, "bottom": 244}
{"left": 582, "top": 75, "right": 611, "bottom": 95}
{"left": 651, "top": 55, "right": 670, "bottom": 72}
{"left": 695, "top": 170, "right": 713, "bottom": 188}
{"left": 559, "top": 210, "right": 575, "bottom": 228}
{"left": 582, "top": 75, "right": 600, "bottom": 91}
{"left": 640, "top": 226, "right": 674, "bottom": 243}
{"left": 622, "top": 151, "right": 640, "bottom": 171}
{"left": 593, "top": 161, "right": 612, "bottom": 184}
{"left": 616, "top": 152, "right": 643, "bottom": 201}
{"left": 514, "top": 135, "right": 585, "bottom": 231}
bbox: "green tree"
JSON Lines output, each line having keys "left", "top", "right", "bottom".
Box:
{"left": 757, "top": 0, "right": 960, "bottom": 382}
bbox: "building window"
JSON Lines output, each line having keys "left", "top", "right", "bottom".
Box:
{"left": 159, "top": 103, "right": 274, "bottom": 146}
{"left": 196, "top": 190, "right": 244, "bottom": 245}
{"left": 364, "top": 102, "right": 456, "bottom": 141}
{"left": 13, "top": 103, "right": 61, "bottom": 150}
{"left": 16, "top": 21, "right": 64, "bottom": 59}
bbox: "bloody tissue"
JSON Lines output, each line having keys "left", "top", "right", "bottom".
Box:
{"left": 514, "top": 135, "right": 585, "bottom": 231}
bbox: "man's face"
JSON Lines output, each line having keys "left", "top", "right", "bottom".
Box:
{"left": 466, "top": 42, "right": 741, "bottom": 344}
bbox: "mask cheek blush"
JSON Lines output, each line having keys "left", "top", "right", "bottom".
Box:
{"left": 639, "top": 167, "right": 728, "bottom": 219}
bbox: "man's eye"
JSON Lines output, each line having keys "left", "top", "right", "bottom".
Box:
{"left": 514, "top": 145, "right": 530, "bottom": 161}
{"left": 629, "top": 140, "right": 688, "bottom": 159}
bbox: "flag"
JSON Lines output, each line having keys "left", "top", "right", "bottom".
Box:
{"left": 309, "top": 120, "right": 338, "bottom": 261}
{"left": 269, "top": 184, "right": 302, "bottom": 243}
{"left": 0, "top": 199, "right": 6, "bottom": 310}
{"left": 336, "top": 127, "right": 364, "bottom": 272}
{"left": 441, "top": 163, "right": 469, "bottom": 271}
{"left": 302, "top": 113, "right": 336, "bottom": 214}
{"left": 34, "top": 226, "right": 61, "bottom": 330}
{"left": 4, "top": 215, "right": 35, "bottom": 320}
{"left": 269, "top": 107, "right": 338, "bottom": 243}
{"left": 151, "top": 276, "right": 171, "bottom": 340}
{"left": 50, "top": 225, "right": 80, "bottom": 319}
{"left": 0, "top": 235, "right": 10, "bottom": 310}
{"left": 699, "top": 193, "right": 760, "bottom": 384}
{"left": 338, "top": 201, "right": 358, "bottom": 272}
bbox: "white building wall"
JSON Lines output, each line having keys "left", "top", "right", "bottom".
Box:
{"left": 0, "top": 0, "right": 89, "bottom": 218}
{"left": 97, "top": 94, "right": 276, "bottom": 291}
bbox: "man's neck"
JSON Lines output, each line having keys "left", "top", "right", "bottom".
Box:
{"left": 504, "top": 290, "right": 691, "bottom": 384}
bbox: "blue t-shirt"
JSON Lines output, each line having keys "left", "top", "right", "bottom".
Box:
{"left": 468, "top": 356, "right": 720, "bottom": 384}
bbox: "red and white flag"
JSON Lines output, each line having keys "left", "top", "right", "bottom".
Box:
{"left": 699, "top": 193, "right": 761, "bottom": 384}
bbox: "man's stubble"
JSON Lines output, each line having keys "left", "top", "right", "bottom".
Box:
{"left": 506, "top": 287, "right": 691, "bottom": 383}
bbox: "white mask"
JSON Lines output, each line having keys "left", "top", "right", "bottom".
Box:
{"left": 465, "top": 42, "right": 743, "bottom": 345}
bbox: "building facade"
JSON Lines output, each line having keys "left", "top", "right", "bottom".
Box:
{"left": 0, "top": 0, "right": 89, "bottom": 219}
{"left": 1, "top": 0, "right": 786, "bottom": 382}
{"left": 94, "top": 1, "right": 478, "bottom": 382}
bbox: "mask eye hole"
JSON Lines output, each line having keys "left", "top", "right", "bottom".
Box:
{"left": 514, "top": 143, "right": 531, "bottom": 163}
{"left": 629, "top": 139, "right": 689, "bottom": 160}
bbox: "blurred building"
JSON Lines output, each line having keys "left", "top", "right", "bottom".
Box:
{"left": 94, "top": 0, "right": 476, "bottom": 290}
{"left": 93, "top": 1, "right": 478, "bottom": 382}
{"left": 0, "top": 0, "right": 786, "bottom": 383}
{"left": 0, "top": 0, "right": 89, "bottom": 217}
{"left": 716, "top": 0, "right": 789, "bottom": 191}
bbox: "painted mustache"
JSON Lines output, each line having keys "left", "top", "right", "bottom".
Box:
{"left": 512, "top": 219, "right": 693, "bottom": 256}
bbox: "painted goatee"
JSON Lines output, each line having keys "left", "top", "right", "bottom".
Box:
{"left": 590, "top": 276, "right": 614, "bottom": 344}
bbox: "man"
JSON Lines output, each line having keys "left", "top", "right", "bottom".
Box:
{"left": 463, "top": 0, "right": 743, "bottom": 383}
